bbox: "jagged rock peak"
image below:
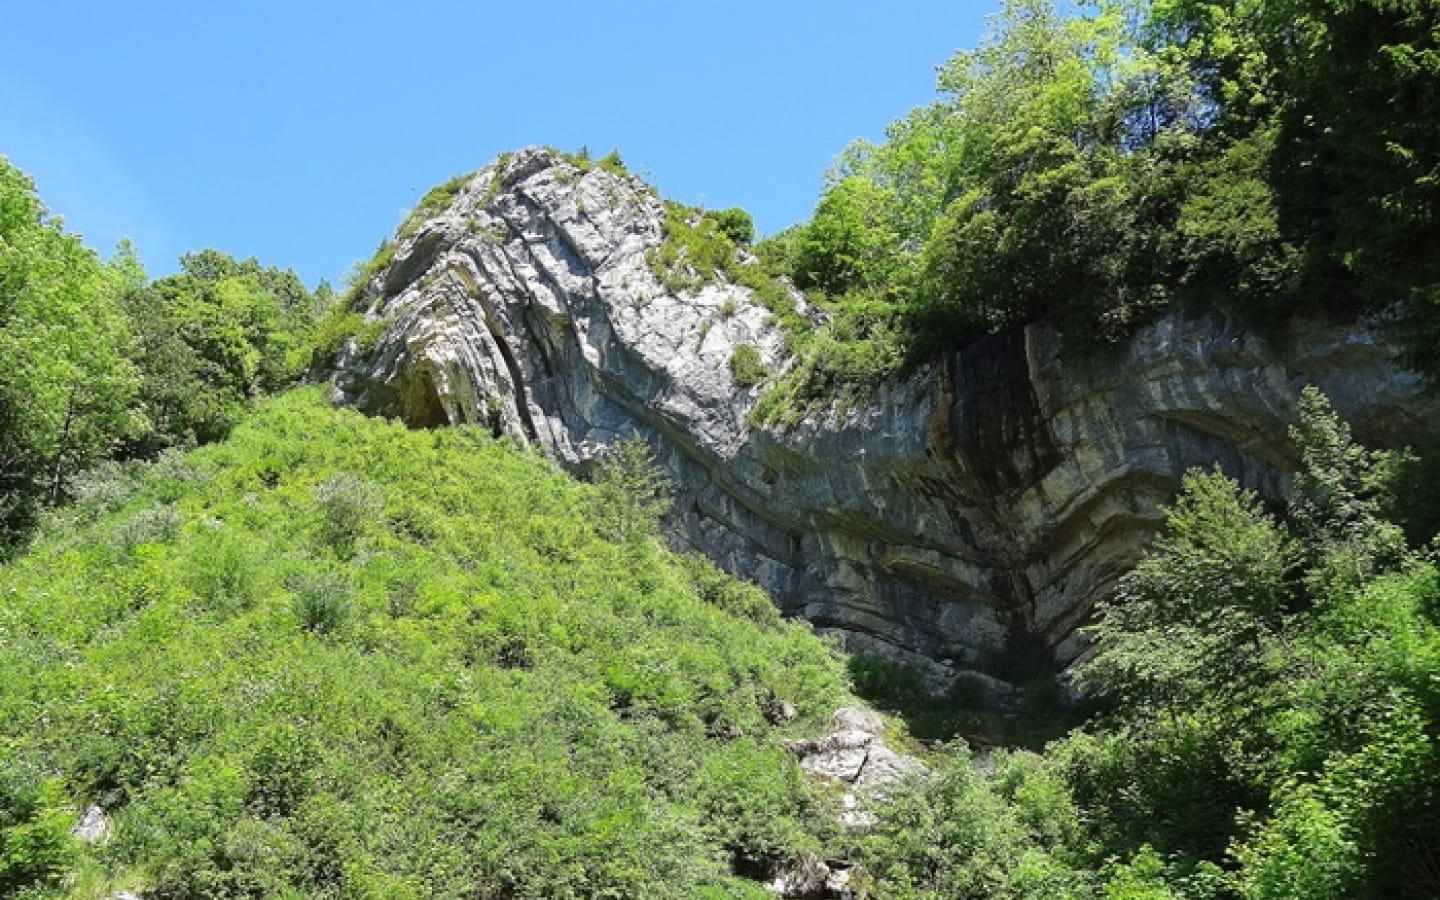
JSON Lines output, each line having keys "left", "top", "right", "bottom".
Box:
{"left": 331, "top": 147, "right": 1440, "bottom": 694}
{"left": 331, "top": 145, "right": 798, "bottom": 460}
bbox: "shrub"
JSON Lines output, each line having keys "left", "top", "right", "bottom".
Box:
{"left": 289, "top": 569, "right": 353, "bottom": 635}
{"left": 712, "top": 207, "right": 755, "bottom": 246}
{"left": 314, "top": 473, "right": 383, "bottom": 557}
{"left": 67, "top": 460, "right": 146, "bottom": 519}
{"left": 729, "top": 344, "right": 769, "bottom": 387}
{"left": 598, "top": 149, "right": 628, "bottom": 176}
{"left": 110, "top": 503, "right": 182, "bottom": 554}
{"left": 0, "top": 778, "right": 77, "bottom": 895}
{"left": 593, "top": 436, "right": 673, "bottom": 542}
{"left": 188, "top": 531, "right": 260, "bottom": 614}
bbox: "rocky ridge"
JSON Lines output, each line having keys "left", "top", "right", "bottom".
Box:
{"left": 331, "top": 147, "right": 1440, "bottom": 693}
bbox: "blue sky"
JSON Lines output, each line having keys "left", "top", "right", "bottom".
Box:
{"left": 2, "top": 1, "right": 998, "bottom": 288}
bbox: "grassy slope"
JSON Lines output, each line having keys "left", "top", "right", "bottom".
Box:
{"left": 0, "top": 388, "right": 852, "bottom": 899}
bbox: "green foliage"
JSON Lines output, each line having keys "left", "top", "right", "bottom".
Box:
{"left": 0, "top": 777, "right": 77, "bottom": 895}
{"left": 310, "top": 306, "right": 366, "bottom": 358}
{"left": 289, "top": 568, "right": 354, "bottom": 635}
{"left": 728, "top": 344, "right": 769, "bottom": 388}
{"left": 342, "top": 238, "right": 398, "bottom": 306}
{"left": 597, "top": 149, "right": 628, "bottom": 176}
{"left": 1173, "top": 128, "right": 1299, "bottom": 308}
{"left": 120, "top": 250, "right": 321, "bottom": 457}
{"left": 404, "top": 174, "right": 470, "bottom": 240}
{"left": 790, "top": 175, "right": 902, "bottom": 299}
{"left": 1289, "top": 386, "right": 1408, "bottom": 591}
{"left": 764, "top": 0, "right": 1440, "bottom": 375}
{"left": 593, "top": 435, "right": 673, "bottom": 542}
{"left": 858, "top": 749, "right": 1092, "bottom": 900}
{"left": 711, "top": 207, "right": 754, "bottom": 246}
{"left": 1259, "top": 0, "right": 1440, "bottom": 313}
{"left": 1061, "top": 390, "right": 1440, "bottom": 896}
{"left": 1079, "top": 468, "right": 1294, "bottom": 713}
{"left": 856, "top": 390, "right": 1440, "bottom": 898}
{"left": 0, "top": 389, "right": 851, "bottom": 897}
{"left": 645, "top": 202, "right": 803, "bottom": 328}
{"left": 314, "top": 472, "right": 383, "bottom": 557}
{"left": 0, "top": 157, "right": 141, "bottom": 545}
{"left": 648, "top": 201, "right": 745, "bottom": 295}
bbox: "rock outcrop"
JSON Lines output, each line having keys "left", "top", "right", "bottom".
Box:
{"left": 785, "top": 706, "right": 930, "bottom": 830}
{"left": 331, "top": 147, "right": 1440, "bottom": 692}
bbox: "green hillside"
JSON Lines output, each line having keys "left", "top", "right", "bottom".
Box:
{"left": 0, "top": 390, "right": 851, "bottom": 898}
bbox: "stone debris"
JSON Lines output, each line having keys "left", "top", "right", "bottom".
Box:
{"left": 71, "top": 804, "right": 111, "bottom": 844}
{"left": 785, "top": 707, "right": 930, "bottom": 829}
{"left": 766, "top": 852, "right": 861, "bottom": 899}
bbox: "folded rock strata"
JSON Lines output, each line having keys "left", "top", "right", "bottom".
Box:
{"left": 331, "top": 146, "right": 1440, "bottom": 692}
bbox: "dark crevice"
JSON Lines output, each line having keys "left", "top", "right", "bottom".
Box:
{"left": 402, "top": 370, "right": 450, "bottom": 430}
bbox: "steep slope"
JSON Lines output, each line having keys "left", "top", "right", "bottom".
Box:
{"left": 332, "top": 147, "right": 1440, "bottom": 693}
{"left": 0, "top": 389, "right": 856, "bottom": 898}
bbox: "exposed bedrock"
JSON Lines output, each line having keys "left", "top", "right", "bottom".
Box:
{"left": 330, "top": 147, "right": 1440, "bottom": 693}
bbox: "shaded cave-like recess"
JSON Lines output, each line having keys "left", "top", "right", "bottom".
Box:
{"left": 403, "top": 371, "right": 451, "bottom": 429}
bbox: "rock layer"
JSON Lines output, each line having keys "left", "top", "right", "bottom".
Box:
{"left": 331, "top": 147, "right": 1440, "bottom": 691}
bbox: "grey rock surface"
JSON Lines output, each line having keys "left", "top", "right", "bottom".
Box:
{"left": 785, "top": 707, "right": 929, "bottom": 790}
{"left": 767, "top": 852, "right": 861, "bottom": 899}
{"left": 784, "top": 706, "right": 931, "bottom": 831}
{"left": 71, "top": 804, "right": 111, "bottom": 844}
{"left": 331, "top": 146, "right": 1440, "bottom": 690}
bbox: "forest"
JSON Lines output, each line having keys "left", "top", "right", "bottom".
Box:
{"left": 2, "top": 0, "right": 1438, "bottom": 896}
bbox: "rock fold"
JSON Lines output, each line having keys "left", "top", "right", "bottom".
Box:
{"left": 332, "top": 147, "right": 1439, "bottom": 689}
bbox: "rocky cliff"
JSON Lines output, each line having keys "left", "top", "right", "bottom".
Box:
{"left": 330, "top": 147, "right": 1440, "bottom": 695}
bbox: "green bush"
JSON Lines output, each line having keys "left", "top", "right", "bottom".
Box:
{"left": 729, "top": 344, "right": 769, "bottom": 387}
{"left": 711, "top": 207, "right": 755, "bottom": 246}
{"left": 598, "top": 149, "right": 628, "bottom": 176}
{"left": 109, "top": 502, "right": 182, "bottom": 554}
{"left": 593, "top": 435, "right": 673, "bottom": 542}
{"left": 314, "top": 472, "right": 383, "bottom": 557}
{"left": 289, "top": 569, "right": 354, "bottom": 635}
{"left": 0, "top": 777, "right": 76, "bottom": 895}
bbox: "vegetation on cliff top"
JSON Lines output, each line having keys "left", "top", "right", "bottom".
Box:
{"left": 755, "top": 0, "right": 1440, "bottom": 400}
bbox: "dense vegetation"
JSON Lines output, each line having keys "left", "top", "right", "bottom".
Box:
{"left": 757, "top": 0, "right": 1440, "bottom": 394}
{"left": 0, "top": 390, "right": 852, "bottom": 898}
{"left": 0, "top": 158, "right": 326, "bottom": 549}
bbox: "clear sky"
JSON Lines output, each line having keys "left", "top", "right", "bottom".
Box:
{"left": 2, "top": 1, "right": 998, "bottom": 288}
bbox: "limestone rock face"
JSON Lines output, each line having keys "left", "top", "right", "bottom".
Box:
{"left": 331, "top": 147, "right": 1440, "bottom": 689}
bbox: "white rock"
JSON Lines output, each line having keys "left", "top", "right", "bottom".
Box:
{"left": 71, "top": 804, "right": 111, "bottom": 844}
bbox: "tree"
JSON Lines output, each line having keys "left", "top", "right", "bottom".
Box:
{"left": 1069, "top": 389, "right": 1440, "bottom": 896}
{"left": 1079, "top": 467, "right": 1294, "bottom": 715}
{"left": 0, "top": 157, "right": 140, "bottom": 545}
{"left": 119, "top": 250, "right": 318, "bottom": 456}
{"left": 593, "top": 436, "right": 673, "bottom": 542}
{"left": 789, "top": 176, "right": 901, "bottom": 298}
